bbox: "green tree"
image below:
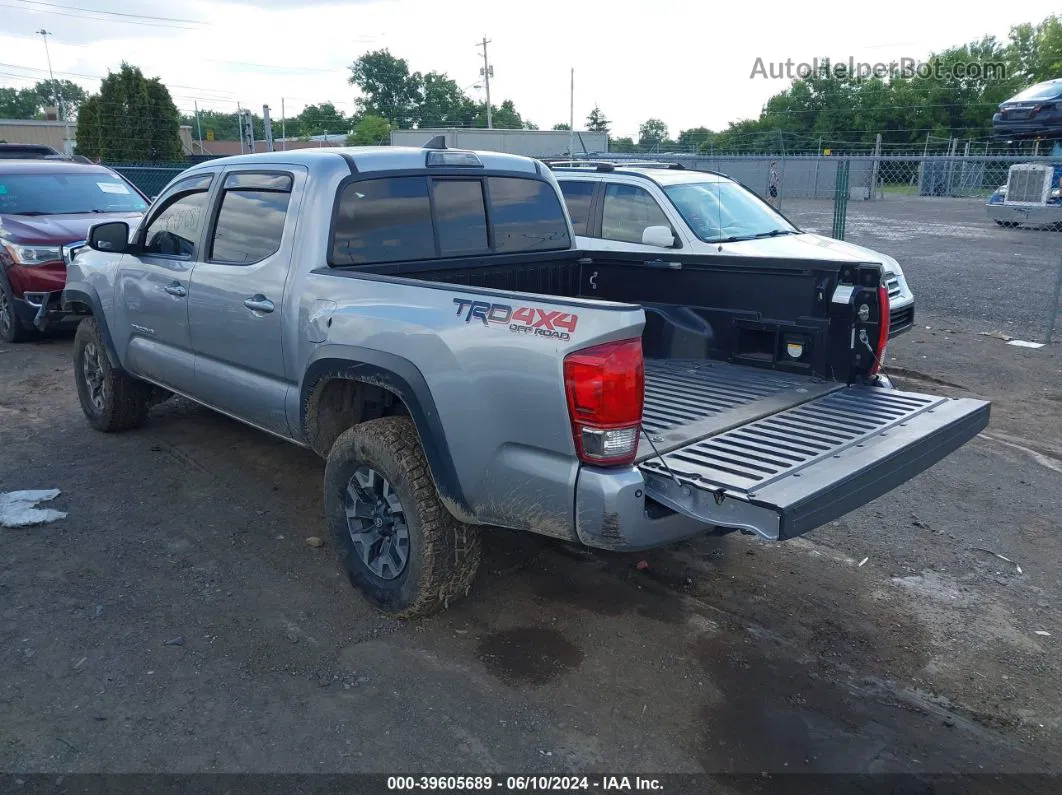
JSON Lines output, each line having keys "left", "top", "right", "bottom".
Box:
{"left": 75, "top": 62, "right": 181, "bottom": 162}
{"left": 473, "top": 99, "right": 532, "bottom": 129}
{"left": 0, "top": 80, "right": 87, "bottom": 120}
{"left": 609, "top": 136, "right": 637, "bottom": 152}
{"left": 349, "top": 49, "right": 421, "bottom": 128}
{"left": 0, "top": 87, "right": 40, "bottom": 119}
{"left": 1008, "top": 14, "right": 1062, "bottom": 82}
{"left": 638, "top": 118, "right": 668, "bottom": 147}
{"left": 586, "top": 105, "right": 610, "bottom": 133}
{"left": 295, "top": 102, "right": 348, "bottom": 136}
{"left": 346, "top": 114, "right": 392, "bottom": 146}
{"left": 32, "top": 79, "right": 87, "bottom": 119}
{"left": 415, "top": 72, "right": 476, "bottom": 127}
{"left": 552, "top": 123, "right": 571, "bottom": 130}
{"left": 180, "top": 108, "right": 244, "bottom": 141}
{"left": 677, "top": 126, "right": 713, "bottom": 151}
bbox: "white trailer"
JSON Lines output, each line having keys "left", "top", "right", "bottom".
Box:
{"left": 389, "top": 128, "right": 608, "bottom": 158}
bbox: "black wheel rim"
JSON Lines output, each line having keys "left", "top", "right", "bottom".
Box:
{"left": 344, "top": 467, "right": 410, "bottom": 580}
{"left": 82, "top": 341, "right": 106, "bottom": 412}
{"left": 0, "top": 288, "right": 11, "bottom": 337}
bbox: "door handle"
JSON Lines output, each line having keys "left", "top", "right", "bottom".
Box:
{"left": 243, "top": 295, "right": 274, "bottom": 313}
{"left": 164, "top": 282, "right": 187, "bottom": 297}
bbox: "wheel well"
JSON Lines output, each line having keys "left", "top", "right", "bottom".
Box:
{"left": 304, "top": 376, "right": 409, "bottom": 457}
{"left": 65, "top": 299, "right": 93, "bottom": 315}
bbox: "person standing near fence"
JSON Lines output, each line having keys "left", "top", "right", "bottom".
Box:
{"left": 768, "top": 161, "right": 780, "bottom": 207}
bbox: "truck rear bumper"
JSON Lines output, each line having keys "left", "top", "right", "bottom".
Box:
{"left": 574, "top": 466, "right": 713, "bottom": 551}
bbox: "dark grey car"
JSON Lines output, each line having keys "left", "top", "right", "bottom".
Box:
{"left": 993, "top": 79, "right": 1062, "bottom": 139}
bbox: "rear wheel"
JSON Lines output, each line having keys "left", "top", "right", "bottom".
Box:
{"left": 324, "top": 416, "right": 481, "bottom": 619}
{"left": 0, "top": 280, "right": 32, "bottom": 343}
{"left": 73, "top": 317, "right": 153, "bottom": 431}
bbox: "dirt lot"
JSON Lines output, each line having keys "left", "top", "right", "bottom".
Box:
{"left": 1, "top": 199, "right": 1060, "bottom": 783}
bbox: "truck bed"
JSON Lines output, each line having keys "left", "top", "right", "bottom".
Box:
{"left": 638, "top": 359, "right": 988, "bottom": 541}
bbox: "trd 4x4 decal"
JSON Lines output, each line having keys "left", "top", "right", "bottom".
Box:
{"left": 453, "top": 298, "right": 578, "bottom": 342}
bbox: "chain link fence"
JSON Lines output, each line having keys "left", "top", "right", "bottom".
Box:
{"left": 105, "top": 162, "right": 190, "bottom": 199}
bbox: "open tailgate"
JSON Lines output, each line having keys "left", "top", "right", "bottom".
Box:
{"left": 639, "top": 384, "right": 989, "bottom": 540}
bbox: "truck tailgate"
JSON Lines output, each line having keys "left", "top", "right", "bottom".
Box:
{"left": 639, "top": 379, "right": 989, "bottom": 540}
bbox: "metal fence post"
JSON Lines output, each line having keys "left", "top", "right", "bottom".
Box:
{"left": 1047, "top": 254, "right": 1062, "bottom": 344}
{"left": 832, "top": 159, "right": 849, "bottom": 240}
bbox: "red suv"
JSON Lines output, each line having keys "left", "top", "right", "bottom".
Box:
{"left": 0, "top": 159, "right": 149, "bottom": 342}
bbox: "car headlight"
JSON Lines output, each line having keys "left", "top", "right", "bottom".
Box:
{"left": 4, "top": 244, "right": 63, "bottom": 266}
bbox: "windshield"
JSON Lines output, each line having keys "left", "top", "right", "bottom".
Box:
{"left": 1010, "top": 81, "right": 1062, "bottom": 102}
{"left": 0, "top": 172, "right": 148, "bottom": 215}
{"left": 663, "top": 181, "right": 798, "bottom": 243}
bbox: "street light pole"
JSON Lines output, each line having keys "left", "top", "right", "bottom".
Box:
{"left": 36, "top": 29, "right": 64, "bottom": 121}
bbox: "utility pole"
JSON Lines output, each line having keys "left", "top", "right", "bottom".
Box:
{"left": 569, "top": 68, "right": 574, "bottom": 157}
{"left": 281, "top": 98, "right": 286, "bottom": 151}
{"left": 194, "top": 100, "right": 204, "bottom": 156}
{"left": 262, "top": 104, "right": 274, "bottom": 152}
{"left": 36, "top": 29, "right": 64, "bottom": 120}
{"left": 477, "top": 37, "right": 493, "bottom": 129}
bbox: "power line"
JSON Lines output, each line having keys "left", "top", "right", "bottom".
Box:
{"left": 0, "top": 1, "right": 202, "bottom": 30}
{"left": 12, "top": 0, "right": 204, "bottom": 24}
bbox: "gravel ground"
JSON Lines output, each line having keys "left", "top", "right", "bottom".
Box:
{"left": 783, "top": 196, "right": 1061, "bottom": 341}
{"left": 1, "top": 203, "right": 1061, "bottom": 782}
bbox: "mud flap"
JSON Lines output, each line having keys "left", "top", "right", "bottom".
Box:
{"left": 639, "top": 385, "right": 990, "bottom": 540}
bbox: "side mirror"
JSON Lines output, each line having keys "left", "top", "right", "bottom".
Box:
{"left": 642, "top": 225, "right": 676, "bottom": 248}
{"left": 88, "top": 221, "right": 130, "bottom": 254}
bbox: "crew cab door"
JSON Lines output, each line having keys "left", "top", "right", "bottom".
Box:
{"left": 115, "top": 172, "right": 216, "bottom": 390}
{"left": 187, "top": 167, "right": 305, "bottom": 436}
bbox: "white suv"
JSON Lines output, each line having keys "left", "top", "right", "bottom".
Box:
{"left": 550, "top": 162, "right": 915, "bottom": 336}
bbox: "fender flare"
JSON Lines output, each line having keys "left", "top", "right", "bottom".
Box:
{"left": 61, "top": 284, "right": 122, "bottom": 368}
{"left": 301, "top": 352, "right": 474, "bottom": 522}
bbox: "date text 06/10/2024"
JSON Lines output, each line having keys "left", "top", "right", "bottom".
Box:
{"left": 387, "top": 776, "right": 664, "bottom": 791}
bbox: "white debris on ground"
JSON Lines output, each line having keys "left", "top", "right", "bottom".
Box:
{"left": 0, "top": 490, "right": 67, "bottom": 528}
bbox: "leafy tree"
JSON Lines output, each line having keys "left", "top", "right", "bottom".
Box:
{"left": 0, "top": 87, "right": 40, "bottom": 119}
{"left": 295, "top": 102, "right": 348, "bottom": 136}
{"left": 75, "top": 62, "right": 181, "bottom": 162}
{"left": 473, "top": 99, "right": 532, "bottom": 130}
{"left": 0, "top": 80, "right": 86, "bottom": 120}
{"left": 677, "top": 126, "right": 713, "bottom": 151}
{"left": 552, "top": 123, "right": 571, "bottom": 130}
{"left": 609, "top": 136, "right": 637, "bottom": 152}
{"left": 346, "top": 114, "right": 392, "bottom": 146}
{"left": 1008, "top": 14, "right": 1062, "bottom": 83}
{"left": 638, "top": 118, "right": 668, "bottom": 147}
{"left": 349, "top": 49, "right": 421, "bottom": 128}
{"left": 415, "top": 72, "right": 476, "bottom": 128}
{"left": 32, "top": 80, "right": 87, "bottom": 119}
{"left": 586, "top": 105, "right": 610, "bottom": 133}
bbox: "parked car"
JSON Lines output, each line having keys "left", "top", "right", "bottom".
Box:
{"left": 0, "top": 158, "right": 149, "bottom": 342}
{"left": 63, "top": 142, "right": 988, "bottom": 619}
{"left": 992, "top": 78, "right": 1062, "bottom": 140}
{"left": 549, "top": 162, "right": 916, "bottom": 336}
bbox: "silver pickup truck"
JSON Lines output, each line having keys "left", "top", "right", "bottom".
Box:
{"left": 62, "top": 140, "right": 989, "bottom": 619}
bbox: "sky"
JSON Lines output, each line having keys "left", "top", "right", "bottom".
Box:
{"left": 1, "top": 0, "right": 1059, "bottom": 139}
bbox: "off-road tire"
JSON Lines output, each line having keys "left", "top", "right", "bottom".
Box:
{"left": 0, "top": 279, "right": 32, "bottom": 343}
{"left": 73, "top": 317, "right": 152, "bottom": 432}
{"left": 324, "top": 416, "right": 481, "bottom": 619}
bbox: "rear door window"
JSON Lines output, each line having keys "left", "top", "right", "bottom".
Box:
{"left": 558, "top": 180, "right": 596, "bottom": 235}
{"left": 486, "top": 177, "right": 570, "bottom": 252}
{"left": 332, "top": 177, "right": 435, "bottom": 265}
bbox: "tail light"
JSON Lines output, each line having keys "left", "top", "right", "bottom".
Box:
{"left": 869, "top": 282, "right": 890, "bottom": 375}
{"left": 563, "top": 338, "right": 644, "bottom": 466}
